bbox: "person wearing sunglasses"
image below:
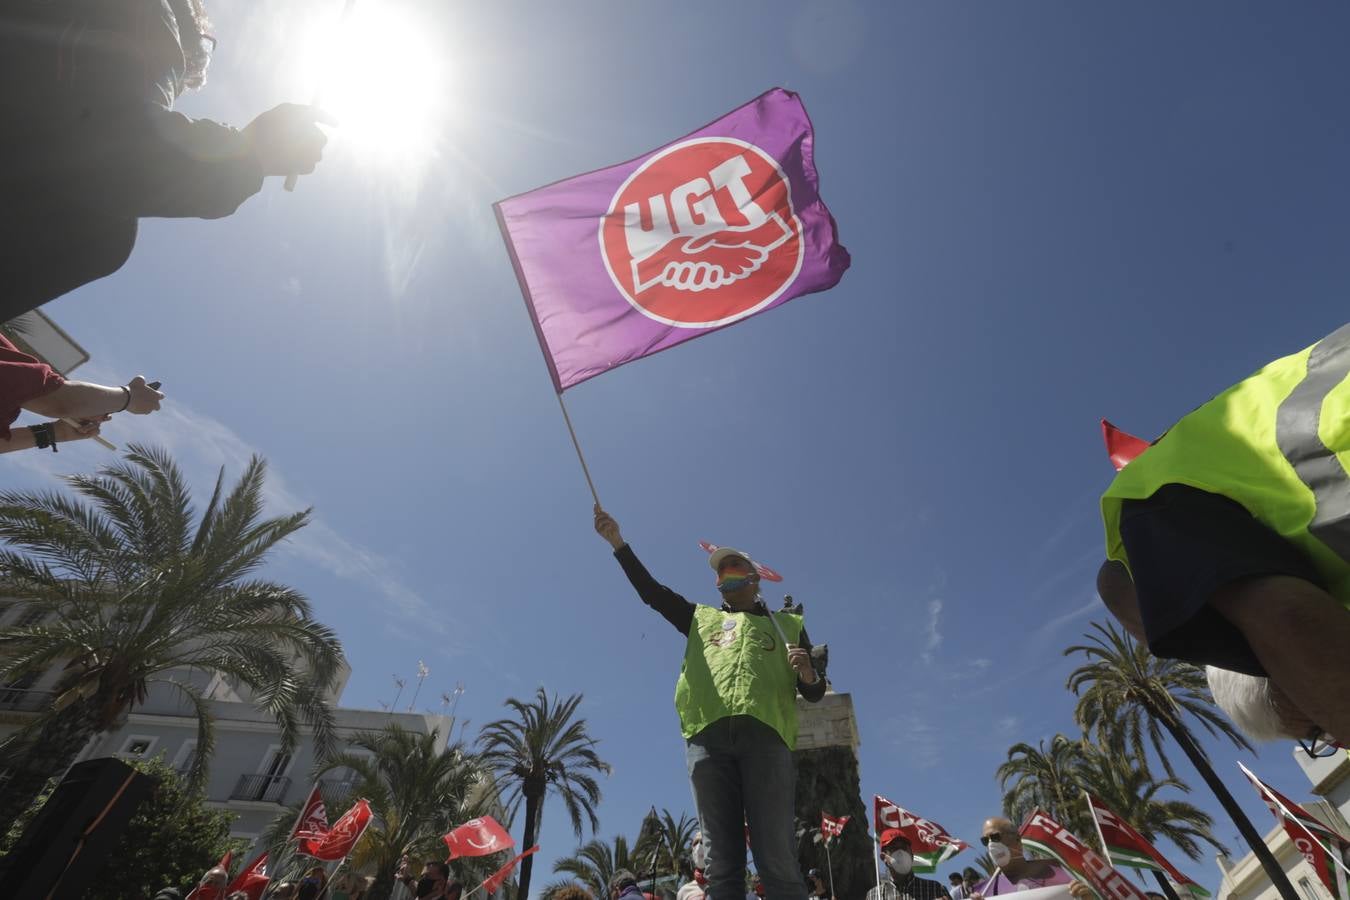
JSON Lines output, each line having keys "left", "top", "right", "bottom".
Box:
{"left": 0, "top": 0, "right": 334, "bottom": 323}
{"left": 970, "top": 819, "right": 1092, "bottom": 899}
{"left": 593, "top": 505, "right": 825, "bottom": 900}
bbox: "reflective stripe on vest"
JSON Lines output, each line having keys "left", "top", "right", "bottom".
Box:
{"left": 1275, "top": 322, "right": 1350, "bottom": 565}
{"left": 1102, "top": 324, "right": 1350, "bottom": 607}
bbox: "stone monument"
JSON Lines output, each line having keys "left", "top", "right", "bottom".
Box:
{"left": 789, "top": 595, "right": 873, "bottom": 900}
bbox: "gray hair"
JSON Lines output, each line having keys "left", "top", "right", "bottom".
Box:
{"left": 1206, "top": 666, "right": 1294, "bottom": 741}
{"left": 610, "top": 870, "right": 639, "bottom": 894}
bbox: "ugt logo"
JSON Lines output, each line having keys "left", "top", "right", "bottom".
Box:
{"left": 600, "top": 138, "right": 804, "bottom": 328}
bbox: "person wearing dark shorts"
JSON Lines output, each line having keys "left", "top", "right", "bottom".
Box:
{"left": 1097, "top": 325, "right": 1350, "bottom": 750}
{"left": 1116, "top": 482, "right": 1324, "bottom": 676}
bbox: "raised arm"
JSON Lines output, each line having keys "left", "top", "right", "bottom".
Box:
{"left": 595, "top": 505, "right": 697, "bottom": 635}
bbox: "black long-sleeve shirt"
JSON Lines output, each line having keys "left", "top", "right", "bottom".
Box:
{"left": 614, "top": 544, "right": 827, "bottom": 702}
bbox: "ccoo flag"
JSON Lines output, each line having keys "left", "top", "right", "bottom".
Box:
{"left": 1083, "top": 792, "right": 1210, "bottom": 897}
{"left": 496, "top": 88, "right": 850, "bottom": 392}
{"left": 873, "top": 795, "right": 967, "bottom": 872}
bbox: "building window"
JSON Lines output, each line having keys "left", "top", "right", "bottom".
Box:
{"left": 173, "top": 740, "right": 198, "bottom": 775}
{"left": 1297, "top": 877, "right": 1321, "bottom": 900}
{"left": 118, "top": 735, "right": 158, "bottom": 759}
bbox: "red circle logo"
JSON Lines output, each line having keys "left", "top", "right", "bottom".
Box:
{"left": 600, "top": 138, "right": 804, "bottom": 328}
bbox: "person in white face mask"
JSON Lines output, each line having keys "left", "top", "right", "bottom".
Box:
{"left": 878, "top": 830, "right": 950, "bottom": 900}
{"left": 971, "top": 819, "right": 1093, "bottom": 899}
{"left": 676, "top": 831, "right": 709, "bottom": 900}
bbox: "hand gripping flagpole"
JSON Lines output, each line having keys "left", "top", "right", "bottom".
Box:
{"left": 284, "top": 0, "right": 357, "bottom": 191}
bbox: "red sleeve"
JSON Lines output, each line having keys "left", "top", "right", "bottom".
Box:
{"left": 0, "top": 333, "right": 65, "bottom": 439}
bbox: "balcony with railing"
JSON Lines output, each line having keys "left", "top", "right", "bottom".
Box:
{"left": 0, "top": 688, "right": 53, "bottom": 713}
{"left": 319, "top": 778, "right": 358, "bottom": 807}
{"left": 230, "top": 773, "right": 292, "bottom": 804}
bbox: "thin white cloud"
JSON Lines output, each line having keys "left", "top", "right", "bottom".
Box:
{"left": 996, "top": 715, "right": 1021, "bottom": 737}
{"left": 4, "top": 374, "right": 441, "bottom": 640}
{"left": 886, "top": 713, "right": 942, "bottom": 770}
{"left": 920, "top": 597, "right": 943, "bottom": 665}
{"left": 1030, "top": 597, "right": 1101, "bottom": 646}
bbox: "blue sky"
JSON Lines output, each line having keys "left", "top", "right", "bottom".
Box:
{"left": 10, "top": 0, "right": 1350, "bottom": 893}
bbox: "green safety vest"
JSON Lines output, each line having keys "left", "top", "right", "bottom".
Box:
{"left": 1102, "top": 323, "right": 1350, "bottom": 607}
{"left": 674, "top": 604, "right": 805, "bottom": 749}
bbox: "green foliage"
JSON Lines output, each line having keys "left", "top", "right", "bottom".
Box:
{"left": 0, "top": 445, "right": 345, "bottom": 821}
{"left": 544, "top": 834, "right": 640, "bottom": 899}
{"left": 1064, "top": 621, "right": 1252, "bottom": 781}
{"left": 997, "top": 734, "right": 1091, "bottom": 835}
{"left": 314, "top": 724, "right": 500, "bottom": 899}
{"left": 478, "top": 688, "right": 612, "bottom": 900}
{"left": 634, "top": 809, "right": 699, "bottom": 880}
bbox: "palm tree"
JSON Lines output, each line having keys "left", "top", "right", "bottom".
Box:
{"left": 1065, "top": 621, "right": 1296, "bottom": 900}
{"left": 997, "top": 734, "right": 1090, "bottom": 834}
{"left": 0, "top": 446, "right": 343, "bottom": 825}
{"left": 543, "top": 834, "right": 640, "bottom": 899}
{"left": 634, "top": 809, "right": 700, "bottom": 883}
{"left": 478, "top": 688, "right": 612, "bottom": 900}
{"left": 315, "top": 724, "right": 498, "bottom": 899}
{"left": 1075, "top": 745, "right": 1228, "bottom": 862}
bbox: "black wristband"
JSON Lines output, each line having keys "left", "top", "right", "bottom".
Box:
{"left": 30, "top": 423, "right": 57, "bottom": 452}
{"left": 118, "top": 385, "right": 131, "bottom": 412}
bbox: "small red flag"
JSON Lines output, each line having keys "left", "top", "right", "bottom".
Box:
{"left": 226, "top": 851, "right": 270, "bottom": 900}
{"left": 308, "top": 799, "right": 373, "bottom": 861}
{"left": 820, "top": 813, "right": 849, "bottom": 841}
{"left": 482, "top": 845, "right": 540, "bottom": 895}
{"left": 444, "top": 816, "right": 515, "bottom": 858}
{"left": 1101, "top": 419, "right": 1150, "bottom": 471}
{"left": 291, "top": 783, "right": 330, "bottom": 855}
{"left": 185, "top": 850, "right": 233, "bottom": 900}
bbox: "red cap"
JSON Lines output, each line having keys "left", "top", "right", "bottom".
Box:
{"left": 880, "top": 829, "right": 911, "bottom": 851}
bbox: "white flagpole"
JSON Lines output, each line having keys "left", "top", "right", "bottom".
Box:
{"left": 1083, "top": 791, "right": 1113, "bottom": 864}
{"left": 825, "top": 835, "right": 837, "bottom": 900}
{"left": 1237, "top": 762, "right": 1350, "bottom": 879}
{"left": 874, "top": 832, "right": 883, "bottom": 895}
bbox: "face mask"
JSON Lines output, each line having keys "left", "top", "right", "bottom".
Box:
{"left": 988, "top": 841, "right": 1013, "bottom": 867}
{"left": 885, "top": 850, "right": 913, "bottom": 876}
{"left": 716, "top": 572, "right": 754, "bottom": 594}
{"left": 692, "top": 839, "right": 707, "bottom": 870}
{"left": 416, "top": 877, "right": 441, "bottom": 897}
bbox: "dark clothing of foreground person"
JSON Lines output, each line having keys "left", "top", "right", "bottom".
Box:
{"left": 1099, "top": 323, "right": 1350, "bottom": 745}
{"left": 0, "top": 0, "right": 330, "bottom": 320}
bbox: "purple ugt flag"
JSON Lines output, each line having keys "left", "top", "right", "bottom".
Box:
{"left": 495, "top": 88, "right": 851, "bottom": 392}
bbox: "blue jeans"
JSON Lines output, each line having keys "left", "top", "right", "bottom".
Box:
{"left": 686, "top": 715, "right": 805, "bottom": 900}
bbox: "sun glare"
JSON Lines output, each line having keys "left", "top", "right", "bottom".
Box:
{"left": 293, "top": 4, "right": 447, "bottom": 167}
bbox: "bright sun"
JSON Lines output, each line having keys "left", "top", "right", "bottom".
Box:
{"left": 292, "top": 3, "right": 446, "bottom": 166}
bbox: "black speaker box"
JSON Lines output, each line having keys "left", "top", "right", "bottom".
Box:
{"left": 0, "top": 756, "right": 158, "bottom": 899}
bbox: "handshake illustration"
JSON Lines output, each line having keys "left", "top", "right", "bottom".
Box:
{"left": 631, "top": 213, "right": 794, "bottom": 294}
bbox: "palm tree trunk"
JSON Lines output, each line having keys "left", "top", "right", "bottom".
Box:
{"left": 1160, "top": 718, "right": 1298, "bottom": 900}
{"left": 518, "top": 790, "right": 542, "bottom": 900}
{"left": 0, "top": 701, "right": 100, "bottom": 826}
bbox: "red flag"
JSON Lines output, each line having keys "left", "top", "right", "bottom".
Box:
{"left": 444, "top": 816, "right": 515, "bottom": 858}
{"left": 1019, "top": 809, "right": 1149, "bottom": 900}
{"left": 226, "top": 852, "right": 270, "bottom": 900}
{"left": 1240, "top": 762, "right": 1350, "bottom": 900}
{"left": 184, "top": 850, "right": 233, "bottom": 900}
{"left": 820, "top": 813, "right": 849, "bottom": 841}
{"left": 308, "top": 799, "right": 373, "bottom": 862}
{"left": 1101, "top": 419, "right": 1150, "bottom": 471}
{"left": 1084, "top": 793, "right": 1208, "bottom": 895}
{"left": 873, "top": 796, "right": 967, "bottom": 871}
{"left": 482, "top": 845, "right": 540, "bottom": 895}
{"left": 291, "top": 783, "right": 330, "bottom": 855}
